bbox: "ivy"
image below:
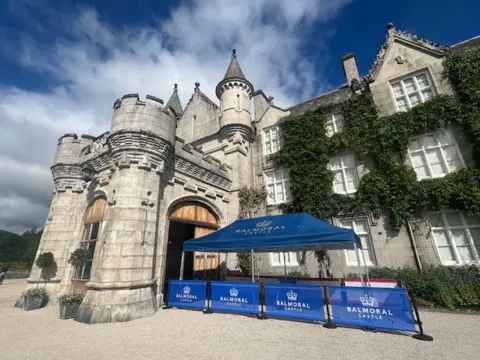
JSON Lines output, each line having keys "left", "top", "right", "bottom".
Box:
{"left": 278, "top": 49, "right": 480, "bottom": 230}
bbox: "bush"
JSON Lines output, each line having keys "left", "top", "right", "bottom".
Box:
{"left": 24, "top": 288, "right": 48, "bottom": 298}
{"left": 351, "top": 265, "right": 480, "bottom": 309}
{"left": 58, "top": 292, "right": 85, "bottom": 305}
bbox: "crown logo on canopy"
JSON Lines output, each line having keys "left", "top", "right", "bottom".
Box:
{"left": 229, "top": 287, "right": 239, "bottom": 297}
{"left": 286, "top": 290, "right": 297, "bottom": 301}
{"left": 183, "top": 286, "right": 191, "bottom": 295}
{"left": 256, "top": 220, "right": 272, "bottom": 228}
{"left": 360, "top": 294, "right": 378, "bottom": 307}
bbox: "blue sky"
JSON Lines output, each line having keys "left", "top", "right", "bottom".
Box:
{"left": 0, "top": 0, "right": 478, "bottom": 232}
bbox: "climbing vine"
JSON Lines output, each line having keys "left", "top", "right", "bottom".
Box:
{"left": 277, "top": 49, "right": 480, "bottom": 230}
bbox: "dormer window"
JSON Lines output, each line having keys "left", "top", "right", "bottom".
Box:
{"left": 263, "top": 125, "right": 281, "bottom": 155}
{"left": 390, "top": 72, "right": 434, "bottom": 112}
{"left": 325, "top": 113, "right": 344, "bottom": 137}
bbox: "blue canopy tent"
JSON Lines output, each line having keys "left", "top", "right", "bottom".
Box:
{"left": 182, "top": 213, "right": 369, "bottom": 284}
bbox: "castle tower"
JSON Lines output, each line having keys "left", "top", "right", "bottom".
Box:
{"left": 75, "top": 93, "right": 176, "bottom": 324}
{"left": 216, "top": 49, "right": 255, "bottom": 203}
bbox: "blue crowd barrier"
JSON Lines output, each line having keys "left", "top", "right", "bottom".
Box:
{"left": 167, "top": 280, "right": 207, "bottom": 310}
{"left": 209, "top": 281, "right": 259, "bottom": 315}
{"left": 264, "top": 283, "right": 325, "bottom": 321}
{"left": 328, "top": 286, "right": 417, "bottom": 332}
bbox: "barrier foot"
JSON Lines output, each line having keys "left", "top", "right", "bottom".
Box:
{"left": 323, "top": 322, "right": 337, "bottom": 329}
{"left": 203, "top": 309, "right": 213, "bottom": 314}
{"left": 412, "top": 333, "right": 433, "bottom": 342}
{"left": 256, "top": 313, "right": 266, "bottom": 320}
{"left": 162, "top": 305, "right": 172, "bottom": 309}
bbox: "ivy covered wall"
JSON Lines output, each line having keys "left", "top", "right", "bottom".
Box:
{"left": 276, "top": 48, "right": 480, "bottom": 231}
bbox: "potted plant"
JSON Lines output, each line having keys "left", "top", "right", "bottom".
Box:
{"left": 23, "top": 252, "right": 57, "bottom": 311}
{"left": 58, "top": 248, "right": 88, "bottom": 319}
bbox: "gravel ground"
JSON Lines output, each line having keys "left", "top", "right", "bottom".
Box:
{"left": 1, "top": 280, "right": 479, "bottom": 360}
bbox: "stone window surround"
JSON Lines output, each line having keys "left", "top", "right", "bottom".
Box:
{"left": 262, "top": 125, "right": 281, "bottom": 156}
{"left": 325, "top": 112, "right": 345, "bottom": 137}
{"left": 389, "top": 69, "right": 436, "bottom": 112}
{"left": 427, "top": 211, "right": 480, "bottom": 266}
{"left": 406, "top": 129, "right": 466, "bottom": 180}
{"left": 339, "top": 217, "right": 376, "bottom": 267}
{"left": 328, "top": 153, "right": 359, "bottom": 195}
{"left": 264, "top": 169, "right": 290, "bottom": 206}
{"left": 270, "top": 252, "right": 299, "bottom": 267}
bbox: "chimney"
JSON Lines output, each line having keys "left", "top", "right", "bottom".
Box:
{"left": 342, "top": 53, "right": 360, "bottom": 85}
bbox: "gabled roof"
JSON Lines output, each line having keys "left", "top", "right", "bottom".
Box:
{"left": 182, "top": 82, "right": 219, "bottom": 116}
{"left": 451, "top": 35, "right": 480, "bottom": 52}
{"left": 165, "top": 84, "right": 183, "bottom": 117}
{"left": 366, "top": 23, "right": 450, "bottom": 82}
{"left": 287, "top": 85, "right": 351, "bottom": 116}
{"left": 223, "top": 49, "right": 247, "bottom": 81}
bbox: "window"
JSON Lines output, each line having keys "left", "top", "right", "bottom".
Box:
{"left": 270, "top": 252, "right": 299, "bottom": 267}
{"left": 265, "top": 170, "right": 290, "bottom": 205}
{"left": 328, "top": 154, "right": 358, "bottom": 195}
{"left": 340, "top": 219, "right": 375, "bottom": 266}
{"left": 390, "top": 72, "right": 435, "bottom": 111}
{"left": 74, "top": 197, "right": 106, "bottom": 280}
{"left": 428, "top": 211, "right": 480, "bottom": 265}
{"left": 263, "top": 126, "right": 281, "bottom": 155}
{"left": 325, "top": 113, "right": 344, "bottom": 137}
{"left": 406, "top": 130, "right": 464, "bottom": 180}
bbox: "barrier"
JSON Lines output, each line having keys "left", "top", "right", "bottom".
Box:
{"left": 167, "top": 280, "right": 207, "bottom": 310}
{"left": 264, "top": 283, "right": 325, "bottom": 321}
{"left": 209, "top": 281, "right": 259, "bottom": 315}
{"left": 328, "top": 286, "right": 416, "bottom": 332}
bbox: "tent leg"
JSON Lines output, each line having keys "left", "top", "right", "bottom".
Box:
{"left": 251, "top": 249, "right": 255, "bottom": 283}
{"left": 354, "top": 243, "right": 365, "bottom": 287}
{"left": 179, "top": 251, "right": 185, "bottom": 280}
{"left": 360, "top": 248, "right": 370, "bottom": 286}
{"left": 203, "top": 253, "right": 207, "bottom": 280}
{"left": 283, "top": 252, "right": 287, "bottom": 278}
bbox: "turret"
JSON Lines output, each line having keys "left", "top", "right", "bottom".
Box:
{"left": 51, "top": 133, "right": 84, "bottom": 193}
{"left": 54, "top": 133, "right": 83, "bottom": 164}
{"left": 216, "top": 49, "right": 254, "bottom": 139}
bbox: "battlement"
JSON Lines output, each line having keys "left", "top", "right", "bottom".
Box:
{"left": 57, "top": 133, "right": 79, "bottom": 145}
{"left": 113, "top": 93, "right": 165, "bottom": 110}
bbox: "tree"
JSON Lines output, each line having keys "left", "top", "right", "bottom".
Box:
{"left": 68, "top": 248, "right": 88, "bottom": 292}
{"left": 35, "top": 252, "right": 57, "bottom": 288}
{"left": 236, "top": 185, "right": 268, "bottom": 276}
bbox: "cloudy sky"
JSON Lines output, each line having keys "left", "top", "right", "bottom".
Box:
{"left": 0, "top": 0, "right": 478, "bottom": 234}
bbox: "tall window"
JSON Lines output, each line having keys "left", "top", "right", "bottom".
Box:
{"left": 75, "top": 197, "right": 106, "bottom": 280}
{"left": 265, "top": 170, "right": 290, "bottom": 205}
{"left": 390, "top": 72, "right": 435, "bottom": 111}
{"left": 340, "top": 219, "right": 375, "bottom": 267}
{"left": 270, "top": 252, "right": 299, "bottom": 267}
{"left": 325, "top": 113, "right": 344, "bottom": 137}
{"left": 406, "top": 130, "right": 464, "bottom": 180}
{"left": 428, "top": 211, "right": 480, "bottom": 265}
{"left": 263, "top": 126, "right": 280, "bottom": 155}
{"left": 328, "top": 154, "right": 358, "bottom": 195}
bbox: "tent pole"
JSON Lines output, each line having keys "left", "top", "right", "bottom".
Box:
{"left": 283, "top": 252, "right": 287, "bottom": 278}
{"left": 353, "top": 243, "right": 365, "bottom": 287}
{"left": 251, "top": 249, "right": 254, "bottom": 283}
{"left": 179, "top": 251, "right": 185, "bottom": 280}
{"left": 360, "top": 248, "right": 370, "bottom": 286}
{"left": 203, "top": 253, "right": 207, "bottom": 280}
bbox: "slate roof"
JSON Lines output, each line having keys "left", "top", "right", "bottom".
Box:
{"left": 287, "top": 85, "right": 351, "bottom": 116}
{"left": 451, "top": 35, "right": 480, "bottom": 52}
{"left": 165, "top": 84, "right": 183, "bottom": 117}
{"left": 223, "top": 49, "right": 247, "bottom": 80}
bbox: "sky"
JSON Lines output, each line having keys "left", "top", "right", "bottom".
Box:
{"left": 0, "top": 0, "right": 478, "bottom": 234}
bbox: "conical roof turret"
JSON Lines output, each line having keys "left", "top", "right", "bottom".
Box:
{"left": 165, "top": 83, "right": 183, "bottom": 118}
{"left": 216, "top": 49, "right": 253, "bottom": 99}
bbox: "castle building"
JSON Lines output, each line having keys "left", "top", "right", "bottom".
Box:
{"left": 23, "top": 24, "right": 480, "bottom": 323}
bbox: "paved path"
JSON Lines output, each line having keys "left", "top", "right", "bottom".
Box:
{"left": 0, "top": 280, "right": 479, "bottom": 360}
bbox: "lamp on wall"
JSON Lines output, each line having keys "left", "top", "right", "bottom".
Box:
{"left": 81, "top": 164, "right": 97, "bottom": 182}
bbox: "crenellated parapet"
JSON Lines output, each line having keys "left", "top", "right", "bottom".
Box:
{"left": 51, "top": 163, "right": 84, "bottom": 193}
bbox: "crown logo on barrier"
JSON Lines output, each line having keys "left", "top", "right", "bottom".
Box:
{"left": 183, "top": 286, "right": 191, "bottom": 295}
{"left": 229, "top": 287, "right": 239, "bottom": 297}
{"left": 256, "top": 220, "right": 272, "bottom": 228}
{"left": 286, "top": 290, "right": 297, "bottom": 301}
{"left": 360, "top": 294, "right": 378, "bottom": 307}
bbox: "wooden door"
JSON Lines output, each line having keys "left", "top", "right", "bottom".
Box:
{"left": 193, "top": 227, "right": 219, "bottom": 271}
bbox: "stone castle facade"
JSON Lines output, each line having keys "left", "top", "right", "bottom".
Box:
{"left": 23, "top": 24, "right": 480, "bottom": 323}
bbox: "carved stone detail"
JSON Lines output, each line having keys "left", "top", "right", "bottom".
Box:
{"left": 174, "top": 156, "right": 231, "bottom": 189}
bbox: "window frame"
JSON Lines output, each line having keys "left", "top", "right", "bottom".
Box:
{"left": 262, "top": 125, "right": 281, "bottom": 156}
{"left": 270, "top": 252, "right": 299, "bottom": 267}
{"left": 328, "top": 153, "right": 359, "bottom": 195}
{"left": 389, "top": 70, "right": 436, "bottom": 112}
{"left": 324, "top": 113, "right": 344, "bottom": 137}
{"left": 339, "top": 218, "right": 376, "bottom": 267}
{"left": 406, "top": 129, "right": 466, "bottom": 180}
{"left": 264, "top": 169, "right": 290, "bottom": 205}
{"left": 428, "top": 211, "right": 480, "bottom": 266}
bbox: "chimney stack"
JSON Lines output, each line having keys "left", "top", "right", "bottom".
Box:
{"left": 342, "top": 53, "right": 360, "bottom": 85}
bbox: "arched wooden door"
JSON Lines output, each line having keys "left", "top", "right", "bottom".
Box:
{"left": 168, "top": 202, "right": 220, "bottom": 273}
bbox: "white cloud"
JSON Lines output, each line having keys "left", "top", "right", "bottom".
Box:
{"left": 0, "top": 0, "right": 350, "bottom": 233}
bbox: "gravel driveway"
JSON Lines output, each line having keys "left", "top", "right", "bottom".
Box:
{"left": 1, "top": 280, "right": 479, "bottom": 360}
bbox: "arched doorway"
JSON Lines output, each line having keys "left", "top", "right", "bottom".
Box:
{"left": 163, "top": 201, "right": 220, "bottom": 293}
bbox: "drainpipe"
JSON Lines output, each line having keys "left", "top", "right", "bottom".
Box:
{"left": 406, "top": 221, "right": 422, "bottom": 271}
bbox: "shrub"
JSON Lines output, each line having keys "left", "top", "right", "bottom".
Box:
{"left": 24, "top": 288, "right": 48, "bottom": 299}
{"left": 58, "top": 292, "right": 85, "bottom": 305}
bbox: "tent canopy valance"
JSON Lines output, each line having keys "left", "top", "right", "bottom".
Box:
{"left": 183, "top": 213, "right": 362, "bottom": 252}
